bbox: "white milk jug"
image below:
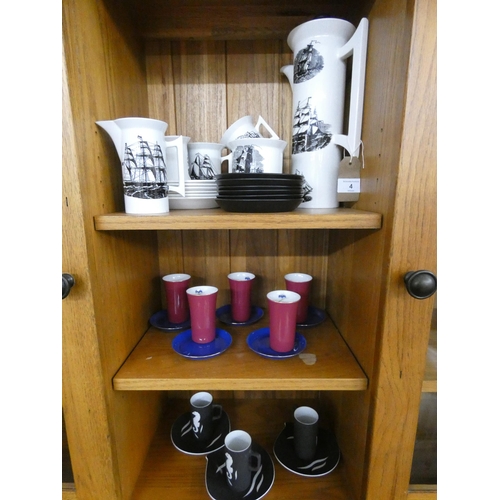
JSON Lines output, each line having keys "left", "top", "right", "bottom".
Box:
{"left": 96, "top": 117, "right": 186, "bottom": 214}
{"left": 281, "top": 18, "right": 368, "bottom": 208}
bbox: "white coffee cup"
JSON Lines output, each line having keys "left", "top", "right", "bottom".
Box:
{"left": 187, "top": 142, "right": 224, "bottom": 179}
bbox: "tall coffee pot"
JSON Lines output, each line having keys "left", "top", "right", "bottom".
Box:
{"left": 281, "top": 18, "right": 368, "bottom": 208}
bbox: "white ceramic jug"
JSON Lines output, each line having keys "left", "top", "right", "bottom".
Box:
{"left": 281, "top": 18, "right": 368, "bottom": 208}
{"left": 96, "top": 117, "right": 186, "bottom": 214}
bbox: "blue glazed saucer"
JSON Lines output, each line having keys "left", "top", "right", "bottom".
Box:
{"left": 296, "top": 306, "right": 326, "bottom": 328}
{"left": 246, "top": 327, "right": 306, "bottom": 359}
{"left": 149, "top": 309, "right": 191, "bottom": 331}
{"left": 172, "top": 328, "right": 232, "bottom": 359}
{"left": 216, "top": 304, "right": 264, "bottom": 326}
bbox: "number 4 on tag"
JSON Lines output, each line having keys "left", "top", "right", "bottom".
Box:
{"left": 337, "top": 156, "right": 361, "bottom": 202}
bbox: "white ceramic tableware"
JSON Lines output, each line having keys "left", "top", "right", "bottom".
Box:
{"left": 281, "top": 17, "right": 368, "bottom": 208}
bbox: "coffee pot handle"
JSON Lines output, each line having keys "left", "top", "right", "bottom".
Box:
{"left": 164, "top": 136, "right": 186, "bottom": 197}
{"left": 333, "top": 18, "right": 369, "bottom": 158}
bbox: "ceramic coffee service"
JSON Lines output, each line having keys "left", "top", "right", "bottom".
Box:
{"left": 171, "top": 391, "right": 230, "bottom": 456}
{"left": 149, "top": 270, "right": 324, "bottom": 359}
{"left": 220, "top": 115, "right": 279, "bottom": 146}
{"left": 96, "top": 117, "right": 187, "bottom": 213}
{"left": 273, "top": 406, "right": 341, "bottom": 477}
{"left": 281, "top": 18, "right": 369, "bottom": 208}
{"left": 170, "top": 393, "right": 340, "bottom": 498}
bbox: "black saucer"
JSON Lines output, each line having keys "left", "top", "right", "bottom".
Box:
{"left": 273, "top": 422, "right": 340, "bottom": 477}
{"left": 206, "top": 441, "right": 275, "bottom": 500}
{"left": 216, "top": 304, "right": 264, "bottom": 326}
{"left": 296, "top": 306, "right": 326, "bottom": 328}
{"left": 149, "top": 309, "right": 191, "bottom": 331}
{"left": 171, "top": 410, "right": 230, "bottom": 455}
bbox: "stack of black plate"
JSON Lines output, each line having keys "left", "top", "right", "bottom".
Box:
{"left": 215, "top": 173, "right": 305, "bottom": 213}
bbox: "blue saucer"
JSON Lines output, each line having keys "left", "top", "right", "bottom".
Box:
{"left": 172, "top": 328, "right": 232, "bottom": 359}
{"left": 296, "top": 306, "right": 326, "bottom": 328}
{"left": 216, "top": 304, "right": 264, "bottom": 326}
{"left": 149, "top": 310, "right": 191, "bottom": 331}
{"left": 246, "top": 327, "right": 306, "bottom": 359}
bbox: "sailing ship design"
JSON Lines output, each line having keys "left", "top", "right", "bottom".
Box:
{"left": 189, "top": 153, "right": 217, "bottom": 179}
{"left": 292, "top": 97, "right": 332, "bottom": 154}
{"left": 232, "top": 145, "right": 265, "bottom": 173}
{"left": 236, "top": 131, "right": 260, "bottom": 139}
{"left": 293, "top": 40, "right": 323, "bottom": 83}
{"left": 122, "top": 135, "right": 168, "bottom": 199}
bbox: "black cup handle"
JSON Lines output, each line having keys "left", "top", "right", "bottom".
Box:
{"left": 249, "top": 451, "right": 261, "bottom": 472}
{"left": 212, "top": 404, "right": 223, "bottom": 421}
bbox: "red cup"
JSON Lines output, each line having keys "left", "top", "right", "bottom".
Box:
{"left": 228, "top": 272, "right": 255, "bottom": 322}
{"left": 186, "top": 286, "right": 218, "bottom": 343}
{"left": 267, "top": 290, "right": 301, "bottom": 352}
{"left": 284, "top": 273, "right": 312, "bottom": 323}
{"left": 162, "top": 273, "right": 191, "bottom": 324}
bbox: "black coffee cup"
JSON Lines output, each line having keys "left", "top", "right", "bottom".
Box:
{"left": 224, "top": 430, "right": 261, "bottom": 492}
{"left": 293, "top": 406, "right": 319, "bottom": 461}
{"left": 190, "top": 391, "right": 223, "bottom": 442}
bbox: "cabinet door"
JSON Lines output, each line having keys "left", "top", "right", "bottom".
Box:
{"left": 363, "top": 0, "right": 437, "bottom": 497}
{"left": 62, "top": 48, "right": 120, "bottom": 499}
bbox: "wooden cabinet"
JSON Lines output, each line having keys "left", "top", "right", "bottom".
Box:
{"left": 62, "top": 0, "right": 436, "bottom": 499}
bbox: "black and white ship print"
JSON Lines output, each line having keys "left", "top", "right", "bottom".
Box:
{"left": 232, "top": 145, "right": 265, "bottom": 173}
{"left": 293, "top": 40, "right": 324, "bottom": 83}
{"left": 291, "top": 98, "right": 332, "bottom": 154}
{"left": 189, "top": 153, "right": 217, "bottom": 179}
{"left": 122, "top": 135, "right": 168, "bottom": 199}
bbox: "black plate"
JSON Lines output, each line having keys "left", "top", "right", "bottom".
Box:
{"left": 216, "top": 197, "right": 302, "bottom": 213}
{"left": 216, "top": 173, "right": 303, "bottom": 181}
{"left": 217, "top": 187, "right": 304, "bottom": 194}
{"left": 216, "top": 193, "right": 304, "bottom": 200}
{"left": 217, "top": 179, "right": 303, "bottom": 188}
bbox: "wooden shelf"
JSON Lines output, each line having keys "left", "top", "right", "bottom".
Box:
{"left": 132, "top": 397, "right": 354, "bottom": 500}
{"left": 113, "top": 314, "right": 367, "bottom": 391}
{"left": 95, "top": 208, "right": 382, "bottom": 231}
